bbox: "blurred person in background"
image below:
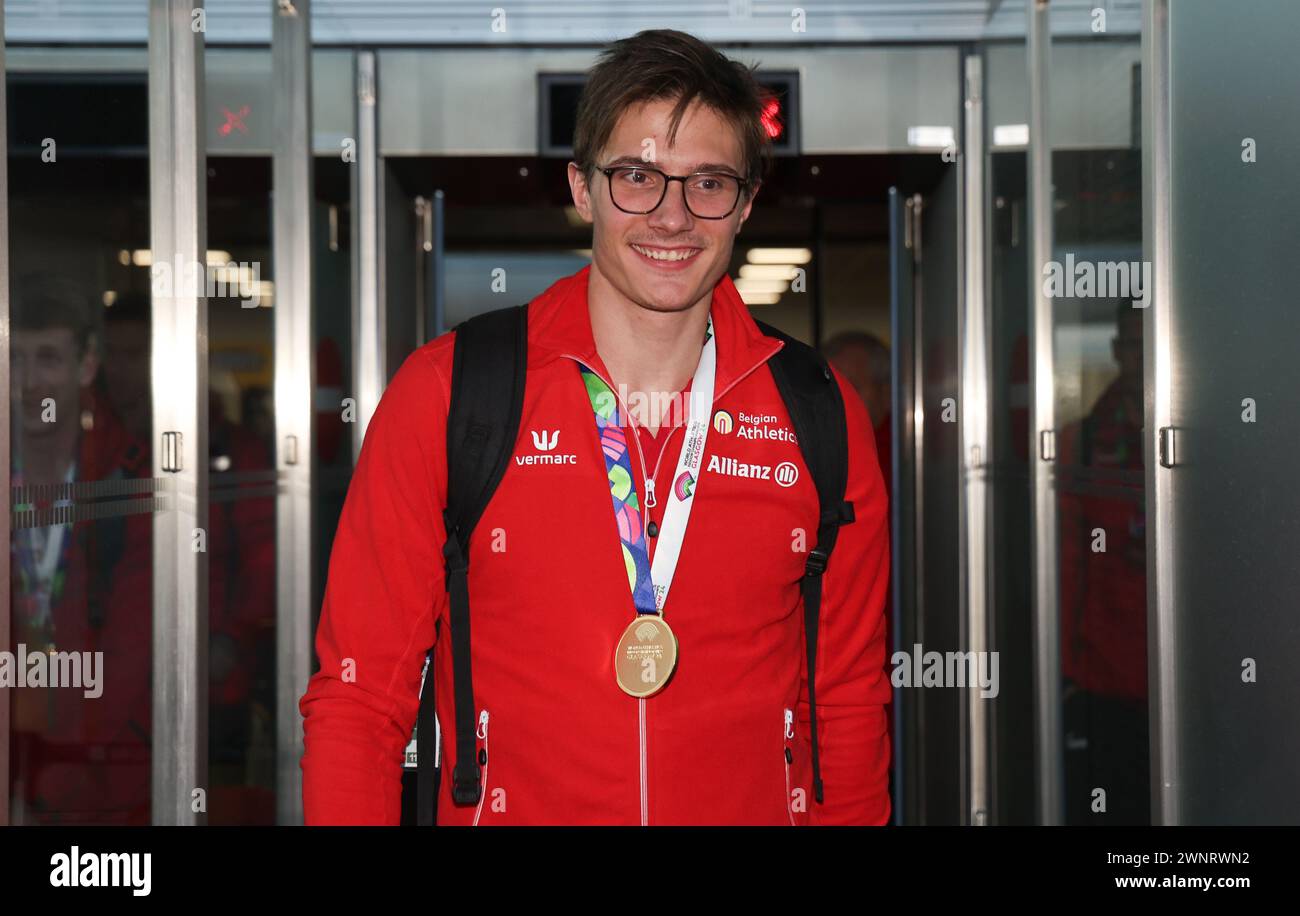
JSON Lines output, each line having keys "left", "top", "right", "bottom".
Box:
{"left": 1057, "top": 300, "right": 1149, "bottom": 824}
{"left": 825, "top": 331, "right": 891, "bottom": 500}
{"left": 8, "top": 273, "right": 152, "bottom": 824}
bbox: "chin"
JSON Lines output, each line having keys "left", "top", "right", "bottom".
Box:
{"left": 635, "top": 288, "right": 703, "bottom": 314}
{"left": 636, "top": 266, "right": 724, "bottom": 307}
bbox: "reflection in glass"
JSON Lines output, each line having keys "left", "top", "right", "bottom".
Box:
{"left": 1050, "top": 143, "right": 1149, "bottom": 824}
{"left": 207, "top": 157, "right": 277, "bottom": 824}
{"left": 10, "top": 274, "right": 153, "bottom": 824}
{"left": 988, "top": 151, "right": 1036, "bottom": 825}
{"left": 6, "top": 41, "right": 155, "bottom": 821}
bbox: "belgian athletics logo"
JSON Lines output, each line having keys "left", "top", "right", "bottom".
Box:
{"left": 712, "top": 410, "right": 733, "bottom": 434}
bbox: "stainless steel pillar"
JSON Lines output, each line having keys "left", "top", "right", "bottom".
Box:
{"left": 1026, "top": 0, "right": 1063, "bottom": 826}
{"left": 148, "top": 0, "right": 209, "bottom": 826}
{"left": 1141, "top": 0, "right": 1177, "bottom": 828}
{"left": 960, "top": 51, "right": 991, "bottom": 826}
{"left": 352, "top": 49, "right": 383, "bottom": 455}
{"left": 271, "top": 0, "right": 314, "bottom": 826}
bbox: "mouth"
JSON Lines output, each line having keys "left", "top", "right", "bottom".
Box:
{"left": 629, "top": 243, "right": 702, "bottom": 270}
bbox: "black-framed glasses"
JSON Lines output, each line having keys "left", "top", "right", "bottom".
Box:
{"left": 598, "top": 164, "right": 751, "bottom": 220}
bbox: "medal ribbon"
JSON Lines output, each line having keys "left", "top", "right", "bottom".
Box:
{"left": 579, "top": 314, "right": 717, "bottom": 618}
{"left": 11, "top": 462, "right": 76, "bottom": 638}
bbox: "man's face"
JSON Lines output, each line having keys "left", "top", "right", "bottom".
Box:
{"left": 568, "top": 97, "right": 758, "bottom": 315}
{"left": 11, "top": 327, "right": 98, "bottom": 437}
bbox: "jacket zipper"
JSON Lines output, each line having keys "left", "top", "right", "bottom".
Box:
{"left": 562, "top": 347, "right": 780, "bottom": 826}
{"left": 471, "top": 709, "right": 490, "bottom": 825}
{"left": 563, "top": 355, "right": 654, "bottom": 825}
{"left": 636, "top": 342, "right": 779, "bottom": 504}
{"left": 564, "top": 345, "right": 779, "bottom": 508}
{"left": 783, "top": 707, "right": 796, "bottom": 826}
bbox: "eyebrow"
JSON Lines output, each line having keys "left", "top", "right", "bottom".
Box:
{"left": 602, "top": 155, "right": 743, "bottom": 176}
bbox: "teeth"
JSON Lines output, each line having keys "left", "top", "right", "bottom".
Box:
{"left": 632, "top": 244, "right": 699, "bottom": 262}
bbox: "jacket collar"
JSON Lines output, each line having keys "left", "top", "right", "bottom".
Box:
{"left": 525, "top": 263, "right": 783, "bottom": 399}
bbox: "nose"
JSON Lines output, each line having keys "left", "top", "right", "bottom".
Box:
{"left": 647, "top": 178, "right": 694, "bottom": 232}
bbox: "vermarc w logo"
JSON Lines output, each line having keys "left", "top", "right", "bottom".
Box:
{"left": 518, "top": 428, "right": 577, "bottom": 467}
{"left": 531, "top": 429, "right": 559, "bottom": 451}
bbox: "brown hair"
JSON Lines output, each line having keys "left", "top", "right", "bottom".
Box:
{"left": 572, "top": 29, "right": 776, "bottom": 198}
{"left": 12, "top": 271, "right": 101, "bottom": 356}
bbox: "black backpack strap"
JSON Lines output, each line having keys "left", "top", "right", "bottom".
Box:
{"left": 756, "top": 321, "right": 855, "bottom": 806}
{"left": 417, "top": 302, "right": 528, "bottom": 824}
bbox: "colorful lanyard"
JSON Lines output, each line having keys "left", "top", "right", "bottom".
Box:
{"left": 579, "top": 314, "right": 717, "bottom": 619}
{"left": 12, "top": 461, "right": 76, "bottom": 623}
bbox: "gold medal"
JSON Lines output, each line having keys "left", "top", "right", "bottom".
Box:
{"left": 614, "top": 615, "right": 678, "bottom": 698}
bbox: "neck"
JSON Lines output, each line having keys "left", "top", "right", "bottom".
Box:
{"left": 588, "top": 270, "right": 712, "bottom": 434}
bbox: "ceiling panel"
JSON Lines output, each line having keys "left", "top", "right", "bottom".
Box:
{"left": 2, "top": 0, "right": 1141, "bottom": 45}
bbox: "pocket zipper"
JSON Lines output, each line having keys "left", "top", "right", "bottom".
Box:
{"left": 783, "top": 707, "right": 796, "bottom": 826}
{"left": 471, "top": 709, "right": 490, "bottom": 826}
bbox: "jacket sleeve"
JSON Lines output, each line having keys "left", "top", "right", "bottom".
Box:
{"left": 299, "top": 346, "right": 450, "bottom": 825}
{"left": 799, "top": 365, "right": 892, "bottom": 826}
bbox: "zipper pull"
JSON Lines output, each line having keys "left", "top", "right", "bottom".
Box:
{"left": 645, "top": 478, "right": 657, "bottom": 508}
{"left": 477, "top": 709, "right": 490, "bottom": 739}
{"left": 784, "top": 708, "right": 795, "bottom": 740}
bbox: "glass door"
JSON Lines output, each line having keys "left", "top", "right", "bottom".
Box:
{"left": 1047, "top": 21, "right": 1148, "bottom": 826}
{"left": 4, "top": 2, "right": 154, "bottom": 825}
{"left": 985, "top": 34, "right": 1036, "bottom": 825}
{"left": 889, "top": 163, "right": 964, "bottom": 825}
{"left": 1156, "top": 0, "right": 1300, "bottom": 824}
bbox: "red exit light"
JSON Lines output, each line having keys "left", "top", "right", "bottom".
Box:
{"left": 220, "top": 104, "right": 251, "bottom": 136}
{"left": 760, "top": 96, "right": 783, "bottom": 140}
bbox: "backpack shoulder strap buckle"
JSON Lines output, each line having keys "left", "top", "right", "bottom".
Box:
{"left": 451, "top": 760, "right": 483, "bottom": 806}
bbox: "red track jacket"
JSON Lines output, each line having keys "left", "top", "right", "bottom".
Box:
{"left": 300, "top": 265, "right": 891, "bottom": 825}
{"left": 10, "top": 394, "right": 152, "bottom": 825}
{"left": 1058, "top": 379, "right": 1148, "bottom": 702}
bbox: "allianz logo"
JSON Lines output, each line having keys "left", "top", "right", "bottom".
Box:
{"left": 516, "top": 428, "right": 578, "bottom": 466}
{"left": 706, "top": 453, "right": 800, "bottom": 488}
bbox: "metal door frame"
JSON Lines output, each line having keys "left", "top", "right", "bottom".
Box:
{"left": 1026, "top": 0, "right": 1063, "bottom": 826}
{"left": 148, "top": 0, "right": 209, "bottom": 826}
{"left": 1141, "top": 0, "right": 1176, "bottom": 827}
{"left": 271, "top": 0, "right": 316, "bottom": 827}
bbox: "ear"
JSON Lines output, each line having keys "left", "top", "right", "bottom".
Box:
{"left": 736, "top": 180, "right": 761, "bottom": 231}
{"left": 567, "top": 162, "right": 595, "bottom": 224}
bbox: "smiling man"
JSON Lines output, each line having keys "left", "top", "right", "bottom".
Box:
{"left": 300, "top": 28, "right": 891, "bottom": 825}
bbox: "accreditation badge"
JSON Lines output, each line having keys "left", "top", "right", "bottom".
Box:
{"left": 583, "top": 313, "right": 715, "bottom": 700}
